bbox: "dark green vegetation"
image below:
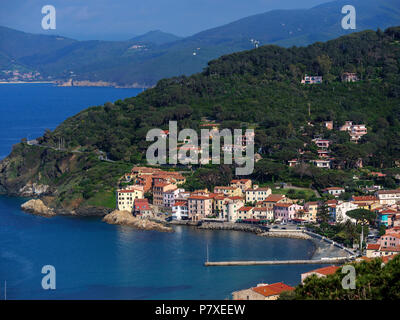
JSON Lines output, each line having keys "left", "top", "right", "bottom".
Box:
{"left": 280, "top": 255, "right": 400, "bottom": 300}
{"left": 1, "top": 0, "right": 399, "bottom": 86}
{"left": 1, "top": 26, "right": 400, "bottom": 211}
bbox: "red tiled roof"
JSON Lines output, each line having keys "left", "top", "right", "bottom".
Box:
{"left": 380, "top": 246, "right": 400, "bottom": 252}
{"left": 352, "top": 196, "right": 378, "bottom": 202}
{"left": 306, "top": 265, "right": 340, "bottom": 276}
{"left": 264, "top": 194, "right": 285, "bottom": 202}
{"left": 189, "top": 195, "right": 211, "bottom": 200}
{"left": 252, "top": 282, "right": 294, "bottom": 297}
{"left": 174, "top": 201, "right": 187, "bottom": 206}
{"left": 253, "top": 207, "right": 269, "bottom": 211}
{"left": 239, "top": 206, "right": 254, "bottom": 212}
{"left": 367, "top": 244, "right": 380, "bottom": 250}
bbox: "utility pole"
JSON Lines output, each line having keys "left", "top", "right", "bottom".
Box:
{"left": 360, "top": 224, "right": 364, "bottom": 255}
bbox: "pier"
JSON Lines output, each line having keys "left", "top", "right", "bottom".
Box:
{"left": 204, "top": 257, "right": 355, "bottom": 267}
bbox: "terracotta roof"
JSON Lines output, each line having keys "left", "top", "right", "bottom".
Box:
{"left": 377, "top": 190, "right": 400, "bottom": 195}
{"left": 274, "top": 203, "right": 293, "bottom": 208}
{"left": 352, "top": 196, "right": 378, "bottom": 202}
{"left": 231, "top": 179, "right": 251, "bottom": 183}
{"left": 215, "top": 186, "right": 237, "bottom": 190}
{"left": 174, "top": 201, "right": 187, "bottom": 206}
{"left": 264, "top": 194, "right": 285, "bottom": 202}
{"left": 306, "top": 265, "right": 340, "bottom": 276}
{"left": 247, "top": 187, "right": 271, "bottom": 192}
{"left": 324, "top": 187, "right": 345, "bottom": 191}
{"left": 239, "top": 206, "right": 254, "bottom": 212}
{"left": 228, "top": 196, "right": 244, "bottom": 201}
{"left": 189, "top": 195, "right": 211, "bottom": 200}
{"left": 367, "top": 244, "right": 380, "bottom": 250}
{"left": 253, "top": 207, "right": 269, "bottom": 211}
{"left": 380, "top": 246, "right": 400, "bottom": 252}
{"left": 252, "top": 282, "right": 294, "bottom": 297}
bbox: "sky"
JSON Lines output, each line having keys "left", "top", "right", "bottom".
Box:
{"left": 0, "top": 0, "right": 331, "bottom": 40}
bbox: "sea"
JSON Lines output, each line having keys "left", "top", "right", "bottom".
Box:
{"left": 0, "top": 83, "right": 322, "bottom": 299}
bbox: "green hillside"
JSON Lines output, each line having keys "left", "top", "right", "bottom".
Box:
{"left": 1, "top": 0, "right": 399, "bottom": 86}
{"left": 1, "top": 27, "right": 400, "bottom": 211}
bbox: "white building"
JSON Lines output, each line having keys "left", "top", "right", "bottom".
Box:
{"left": 221, "top": 198, "right": 245, "bottom": 222}
{"left": 163, "top": 188, "right": 185, "bottom": 207}
{"left": 335, "top": 202, "right": 358, "bottom": 224}
{"left": 375, "top": 190, "right": 400, "bottom": 205}
{"left": 245, "top": 187, "right": 272, "bottom": 203}
{"left": 172, "top": 201, "right": 189, "bottom": 220}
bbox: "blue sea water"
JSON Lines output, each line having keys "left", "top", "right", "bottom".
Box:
{"left": 0, "top": 84, "right": 322, "bottom": 300}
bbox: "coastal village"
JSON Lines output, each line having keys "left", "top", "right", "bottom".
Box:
{"left": 116, "top": 161, "right": 400, "bottom": 299}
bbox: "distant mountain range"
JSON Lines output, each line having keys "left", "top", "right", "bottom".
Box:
{"left": 0, "top": 0, "right": 399, "bottom": 87}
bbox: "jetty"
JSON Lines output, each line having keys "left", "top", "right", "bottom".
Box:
{"left": 204, "top": 256, "right": 355, "bottom": 267}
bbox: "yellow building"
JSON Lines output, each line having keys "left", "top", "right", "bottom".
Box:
{"left": 303, "top": 201, "right": 319, "bottom": 222}
{"left": 117, "top": 185, "right": 144, "bottom": 212}
{"left": 230, "top": 179, "right": 252, "bottom": 191}
{"left": 214, "top": 186, "right": 242, "bottom": 197}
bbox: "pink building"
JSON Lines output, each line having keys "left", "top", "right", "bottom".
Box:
{"left": 273, "top": 203, "right": 302, "bottom": 222}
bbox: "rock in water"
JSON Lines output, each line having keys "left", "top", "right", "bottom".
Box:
{"left": 103, "top": 210, "right": 173, "bottom": 232}
{"left": 21, "top": 199, "right": 55, "bottom": 217}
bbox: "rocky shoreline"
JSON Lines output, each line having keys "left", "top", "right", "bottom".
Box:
{"left": 103, "top": 210, "right": 173, "bottom": 232}
{"left": 20, "top": 199, "right": 56, "bottom": 217}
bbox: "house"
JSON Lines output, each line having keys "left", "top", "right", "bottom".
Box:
{"left": 366, "top": 242, "right": 400, "bottom": 258}
{"left": 375, "top": 190, "right": 400, "bottom": 205}
{"left": 273, "top": 203, "right": 301, "bottom": 222}
{"left": 172, "top": 201, "right": 189, "bottom": 220}
{"left": 245, "top": 187, "right": 272, "bottom": 203}
{"left": 303, "top": 202, "right": 319, "bottom": 222}
{"left": 188, "top": 195, "right": 213, "bottom": 221}
{"left": 378, "top": 230, "right": 400, "bottom": 248}
{"left": 237, "top": 207, "right": 254, "bottom": 220}
{"left": 301, "top": 266, "right": 340, "bottom": 284}
{"left": 163, "top": 188, "right": 185, "bottom": 208}
{"left": 133, "top": 198, "right": 153, "bottom": 217}
{"left": 232, "top": 282, "right": 294, "bottom": 301}
{"left": 335, "top": 202, "right": 358, "bottom": 223}
{"left": 350, "top": 125, "right": 367, "bottom": 142}
{"left": 366, "top": 243, "right": 381, "bottom": 258}
{"left": 260, "top": 194, "right": 289, "bottom": 211}
{"left": 230, "top": 179, "right": 252, "bottom": 191}
{"left": 288, "top": 159, "right": 300, "bottom": 167}
{"left": 221, "top": 197, "right": 245, "bottom": 222}
{"left": 214, "top": 186, "right": 242, "bottom": 197}
{"left": 313, "top": 139, "right": 330, "bottom": 149}
{"left": 309, "top": 159, "right": 331, "bottom": 169}
{"left": 301, "top": 75, "right": 322, "bottom": 84}
{"left": 351, "top": 196, "right": 379, "bottom": 205}
{"left": 339, "top": 122, "right": 367, "bottom": 142}
{"left": 323, "top": 187, "right": 345, "bottom": 197}
{"left": 117, "top": 185, "right": 144, "bottom": 212}
{"left": 342, "top": 72, "right": 359, "bottom": 82}
{"left": 253, "top": 207, "right": 273, "bottom": 220}
{"left": 153, "top": 183, "right": 176, "bottom": 206}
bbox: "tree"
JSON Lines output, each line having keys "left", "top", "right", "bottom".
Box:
{"left": 317, "top": 201, "right": 330, "bottom": 223}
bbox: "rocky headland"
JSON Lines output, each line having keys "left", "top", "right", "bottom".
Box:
{"left": 103, "top": 210, "right": 173, "bottom": 232}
